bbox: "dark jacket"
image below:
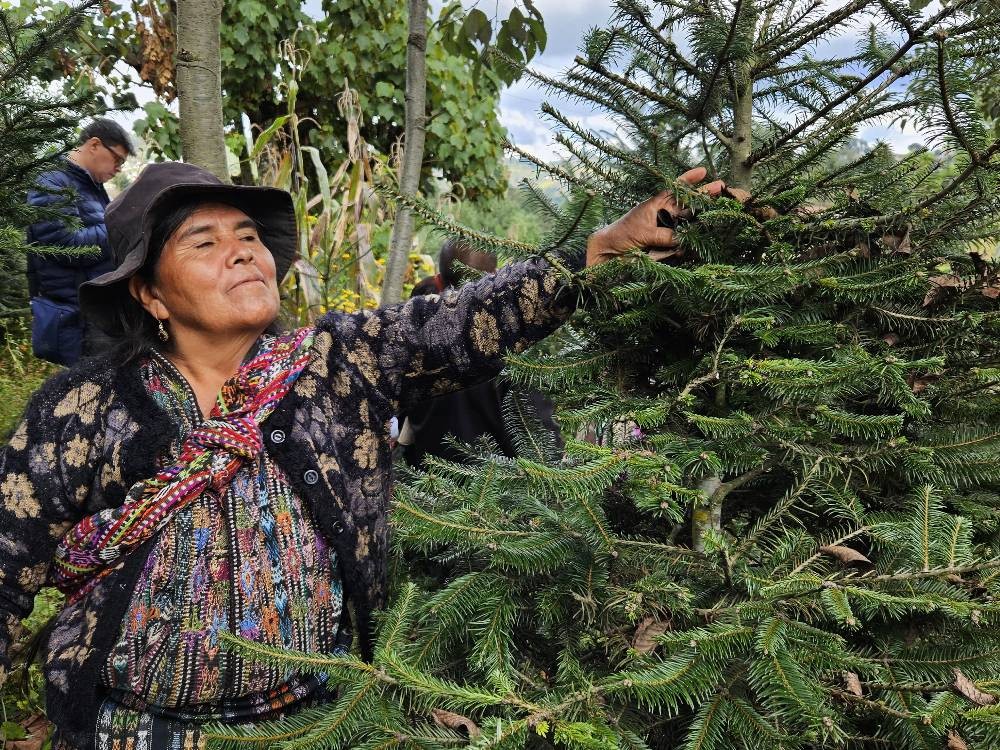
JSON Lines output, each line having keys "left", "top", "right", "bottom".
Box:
{"left": 402, "top": 379, "right": 563, "bottom": 467}
{"left": 0, "top": 256, "right": 576, "bottom": 749}
{"left": 26, "top": 160, "right": 114, "bottom": 304}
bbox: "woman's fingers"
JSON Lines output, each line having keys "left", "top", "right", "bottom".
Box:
{"left": 700, "top": 179, "right": 726, "bottom": 197}
{"left": 678, "top": 166, "right": 708, "bottom": 185}
{"left": 585, "top": 168, "right": 730, "bottom": 266}
{"left": 653, "top": 174, "right": 725, "bottom": 218}
{"left": 644, "top": 227, "right": 676, "bottom": 248}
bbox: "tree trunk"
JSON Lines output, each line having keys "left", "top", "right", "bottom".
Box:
{"left": 175, "top": 0, "right": 229, "bottom": 181}
{"left": 728, "top": 72, "right": 754, "bottom": 191}
{"left": 380, "top": 0, "right": 428, "bottom": 305}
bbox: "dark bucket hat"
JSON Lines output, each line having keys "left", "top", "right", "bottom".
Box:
{"left": 79, "top": 161, "right": 298, "bottom": 335}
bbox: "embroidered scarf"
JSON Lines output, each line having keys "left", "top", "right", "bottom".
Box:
{"left": 53, "top": 326, "right": 316, "bottom": 603}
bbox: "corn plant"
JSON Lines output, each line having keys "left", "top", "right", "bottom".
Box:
{"left": 240, "top": 40, "right": 411, "bottom": 321}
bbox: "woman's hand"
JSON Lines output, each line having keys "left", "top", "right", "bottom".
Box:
{"left": 585, "top": 167, "right": 726, "bottom": 267}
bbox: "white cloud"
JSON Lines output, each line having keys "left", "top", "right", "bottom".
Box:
{"left": 859, "top": 123, "right": 926, "bottom": 152}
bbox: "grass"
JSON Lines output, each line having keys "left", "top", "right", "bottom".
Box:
{"left": 1, "top": 588, "right": 62, "bottom": 745}
{"left": 0, "top": 320, "right": 55, "bottom": 439}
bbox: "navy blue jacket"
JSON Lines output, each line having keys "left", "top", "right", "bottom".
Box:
{"left": 26, "top": 160, "right": 114, "bottom": 304}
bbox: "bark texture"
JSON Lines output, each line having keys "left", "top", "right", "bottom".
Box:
{"left": 175, "top": 0, "right": 229, "bottom": 181}
{"left": 381, "top": 0, "right": 429, "bottom": 305}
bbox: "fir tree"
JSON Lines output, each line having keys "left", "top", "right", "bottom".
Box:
{"left": 0, "top": 1, "right": 96, "bottom": 318}
{"left": 216, "top": 0, "right": 1000, "bottom": 748}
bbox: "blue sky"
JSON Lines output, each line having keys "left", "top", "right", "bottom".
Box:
{"left": 485, "top": 0, "right": 619, "bottom": 158}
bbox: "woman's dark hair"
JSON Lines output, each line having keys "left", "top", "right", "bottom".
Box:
{"left": 105, "top": 199, "right": 283, "bottom": 365}
{"left": 105, "top": 200, "right": 199, "bottom": 364}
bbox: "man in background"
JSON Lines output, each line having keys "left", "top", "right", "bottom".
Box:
{"left": 26, "top": 118, "right": 133, "bottom": 365}
{"left": 399, "top": 238, "right": 563, "bottom": 466}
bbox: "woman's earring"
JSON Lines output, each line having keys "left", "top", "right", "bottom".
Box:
{"left": 157, "top": 319, "right": 169, "bottom": 343}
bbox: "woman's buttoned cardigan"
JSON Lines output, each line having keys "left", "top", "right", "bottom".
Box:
{"left": 0, "top": 257, "right": 576, "bottom": 749}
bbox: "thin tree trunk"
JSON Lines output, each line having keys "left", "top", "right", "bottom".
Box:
{"left": 729, "top": 80, "right": 754, "bottom": 191}
{"left": 175, "top": 0, "right": 229, "bottom": 181}
{"left": 381, "top": 0, "right": 428, "bottom": 305}
{"left": 691, "top": 55, "right": 755, "bottom": 551}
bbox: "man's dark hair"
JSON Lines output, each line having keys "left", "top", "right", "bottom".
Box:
{"left": 438, "top": 237, "right": 497, "bottom": 288}
{"left": 78, "top": 117, "right": 136, "bottom": 155}
{"left": 410, "top": 275, "right": 441, "bottom": 298}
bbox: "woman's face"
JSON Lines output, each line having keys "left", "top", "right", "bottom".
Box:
{"left": 133, "top": 202, "right": 281, "bottom": 341}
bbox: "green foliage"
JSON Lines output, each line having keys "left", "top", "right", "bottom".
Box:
{"left": 21, "top": 0, "right": 546, "bottom": 199}
{"left": 0, "top": 587, "right": 62, "bottom": 739}
{"left": 433, "top": 183, "right": 550, "bottom": 250}
{"left": 438, "top": 0, "right": 546, "bottom": 87}
{"left": 0, "top": 321, "right": 55, "bottom": 438}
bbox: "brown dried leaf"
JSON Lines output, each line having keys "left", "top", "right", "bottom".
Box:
{"left": 923, "top": 273, "right": 966, "bottom": 307}
{"left": 432, "top": 709, "right": 481, "bottom": 738}
{"left": 930, "top": 274, "right": 964, "bottom": 288}
{"left": 853, "top": 240, "right": 871, "bottom": 259}
{"left": 750, "top": 205, "right": 780, "bottom": 221}
{"left": 819, "top": 545, "right": 872, "bottom": 568}
{"left": 309, "top": 211, "right": 330, "bottom": 250}
{"left": 882, "top": 226, "right": 912, "bottom": 255}
{"left": 6, "top": 714, "right": 51, "bottom": 750}
{"left": 907, "top": 373, "right": 937, "bottom": 394}
{"left": 724, "top": 187, "right": 752, "bottom": 204}
{"left": 137, "top": 4, "right": 176, "bottom": 101}
{"left": 947, "top": 730, "right": 969, "bottom": 750}
{"left": 882, "top": 333, "right": 900, "bottom": 346}
{"left": 843, "top": 671, "right": 863, "bottom": 697}
{"left": 982, "top": 283, "right": 1000, "bottom": 299}
{"left": 953, "top": 668, "right": 996, "bottom": 706}
{"left": 648, "top": 247, "right": 686, "bottom": 262}
{"left": 632, "top": 617, "right": 670, "bottom": 654}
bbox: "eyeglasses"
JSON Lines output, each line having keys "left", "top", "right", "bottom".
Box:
{"left": 99, "top": 140, "right": 127, "bottom": 169}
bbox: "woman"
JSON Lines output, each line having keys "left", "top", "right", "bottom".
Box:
{"left": 0, "top": 161, "right": 720, "bottom": 749}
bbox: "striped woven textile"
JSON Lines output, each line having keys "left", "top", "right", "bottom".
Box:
{"left": 53, "top": 326, "right": 316, "bottom": 602}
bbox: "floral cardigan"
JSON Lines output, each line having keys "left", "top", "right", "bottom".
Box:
{"left": 0, "top": 256, "right": 577, "bottom": 749}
